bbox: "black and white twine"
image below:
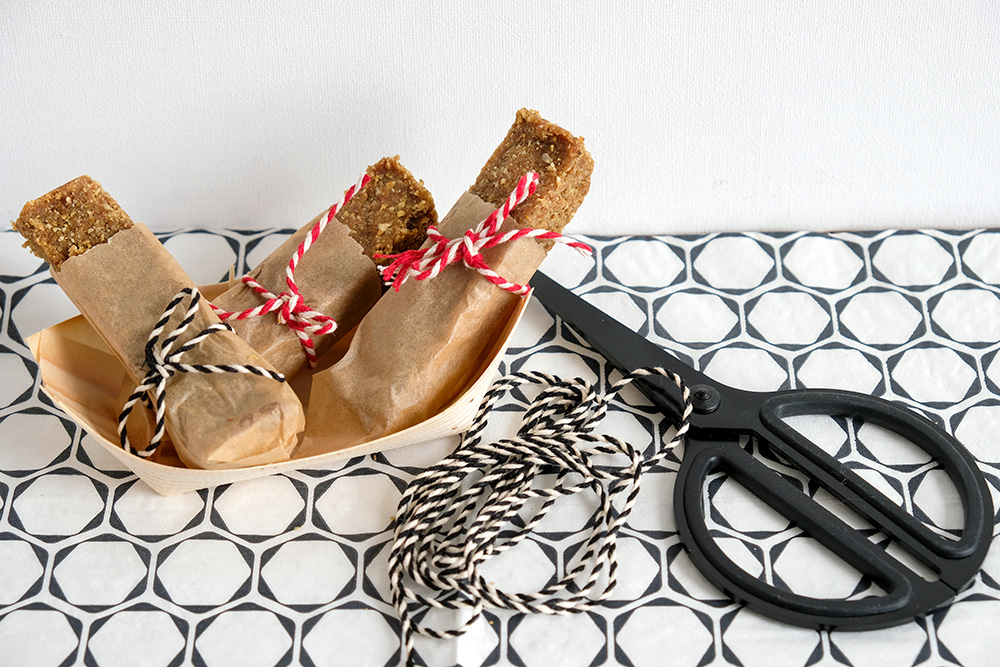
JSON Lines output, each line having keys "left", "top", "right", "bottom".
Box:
{"left": 117, "top": 287, "right": 285, "bottom": 458}
{"left": 389, "top": 367, "right": 692, "bottom": 663}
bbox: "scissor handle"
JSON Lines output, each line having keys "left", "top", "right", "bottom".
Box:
{"left": 762, "top": 390, "right": 991, "bottom": 564}
{"left": 527, "top": 272, "right": 993, "bottom": 628}
{"left": 675, "top": 388, "right": 993, "bottom": 630}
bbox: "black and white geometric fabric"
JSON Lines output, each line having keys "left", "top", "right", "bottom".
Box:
{"left": 0, "top": 227, "right": 998, "bottom": 666}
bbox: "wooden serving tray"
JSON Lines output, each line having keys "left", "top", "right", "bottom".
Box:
{"left": 26, "top": 284, "right": 529, "bottom": 495}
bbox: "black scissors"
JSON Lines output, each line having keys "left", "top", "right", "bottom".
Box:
{"left": 529, "top": 271, "right": 993, "bottom": 630}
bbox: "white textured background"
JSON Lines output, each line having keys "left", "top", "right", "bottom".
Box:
{"left": 2, "top": 1, "right": 999, "bottom": 235}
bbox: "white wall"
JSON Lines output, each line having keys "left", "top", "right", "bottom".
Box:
{"left": 2, "top": 1, "right": 999, "bottom": 236}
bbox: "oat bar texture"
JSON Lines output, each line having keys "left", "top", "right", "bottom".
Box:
{"left": 211, "top": 156, "right": 436, "bottom": 379}
{"left": 341, "top": 156, "right": 437, "bottom": 261}
{"left": 301, "top": 109, "right": 593, "bottom": 455}
{"left": 13, "top": 175, "right": 134, "bottom": 269}
{"left": 15, "top": 176, "right": 305, "bottom": 470}
{"left": 470, "top": 107, "right": 594, "bottom": 234}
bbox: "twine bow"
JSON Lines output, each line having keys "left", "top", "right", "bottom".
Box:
{"left": 378, "top": 172, "right": 593, "bottom": 294}
{"left": 211, "top": 173, "right": 371, "bottom": 368}
{"left": 117, "top": 287, "right": 285, "bottom": 458}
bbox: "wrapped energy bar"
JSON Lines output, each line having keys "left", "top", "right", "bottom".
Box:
{"left": 13, "top": 176, "right": 305, "bottom": 469}
{"left": 300, "top": 109, "right": 594, "bottom": 454}
{"left": 210, "top": 157, "right": 436, "bottom": 379}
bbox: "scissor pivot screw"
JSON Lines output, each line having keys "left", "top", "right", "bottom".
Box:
{"left": 691, "top": 385, "right": 721, "bottom": 413}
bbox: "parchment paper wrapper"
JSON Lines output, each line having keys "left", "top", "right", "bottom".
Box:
{"left": 51, "top": 224, "right": 305, "bottom": 469}
{"left": 211, "top": 212, "right": 382, "bottom": 379}
{"left": 299, "top": 192, "right": 547, "bottom": 455}
{"left": 26, "top": 278, "right": 529, "bottom": 494}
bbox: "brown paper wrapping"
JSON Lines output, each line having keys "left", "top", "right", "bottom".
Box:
{"left": 52, "top": 224, "right": 305, "bottom": 469}
{"left": 211, "top": 213, "right": 382, "bottom": 379}
{"left": 27, "top": 280, "right": 530, "bottom": 494}
{"left": 299, "top": 192, "right": 547, "bottom": 455}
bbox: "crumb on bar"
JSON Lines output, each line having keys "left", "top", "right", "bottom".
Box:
{"left": 338, "top": 156, "right": 437, "bottom": 264}
{"left": 12, "top": 175, "right": 134, "bottom": 270}
{"left": 470, "top": 108, "right": 594, "bottom": 234}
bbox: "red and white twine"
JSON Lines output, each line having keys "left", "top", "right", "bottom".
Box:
{"left": 378, "top": 172, "right": 592, "bottom": 294}
{"left": 210, "top": 173, "right": 371, "bottom": 368}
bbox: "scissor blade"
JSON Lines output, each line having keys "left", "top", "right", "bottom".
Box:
{"left": 530, "top": 272, "right": 708, "bottom": 422}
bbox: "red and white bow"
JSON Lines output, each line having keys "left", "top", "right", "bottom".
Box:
{"left": 378, "top": 172, "right": 592, "bottom": 295}
{"left": 211, "top": 173, "right": 370, "bottom": 367}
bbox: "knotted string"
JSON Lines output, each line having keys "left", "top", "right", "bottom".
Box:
{"left": 389, "top": 367, "right": 692, "bottom": 664}
{"left": 378, "top": 172, "right": 593, "bottom": 295}
{"left": 117, "top": 287, "right": 285, "bottom": 458}
{"left": 211, "top": 173, "right": 371, "bottom": 368}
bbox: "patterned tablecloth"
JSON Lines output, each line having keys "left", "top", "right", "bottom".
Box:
{"left": 0, "top": 227, "right": 998, "bottom": 667}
